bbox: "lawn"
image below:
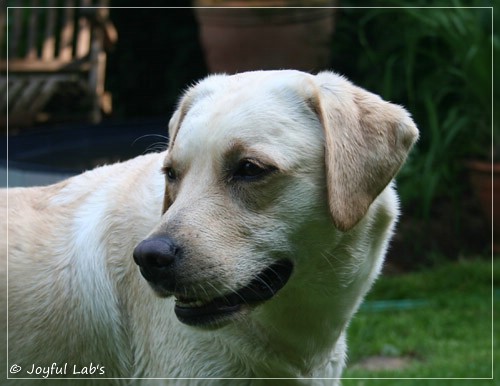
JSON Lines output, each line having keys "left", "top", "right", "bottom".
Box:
{"left": 342, "top": 257, "right": 498, "bottom": 386}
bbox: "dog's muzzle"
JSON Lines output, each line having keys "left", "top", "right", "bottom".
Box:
{"left": 133, "top": 236, "right": 293, "bottom": 328}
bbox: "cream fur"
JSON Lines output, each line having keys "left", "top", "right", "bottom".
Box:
{"left": 1, "top": 70, "right": 418, "bottom": 385}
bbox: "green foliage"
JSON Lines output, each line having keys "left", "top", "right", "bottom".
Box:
{"left": 332, "top": 3, "right": 496, "bottom": 220}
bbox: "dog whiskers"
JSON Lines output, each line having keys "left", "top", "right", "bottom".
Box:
{"left": 131, "top": 134, "right": 169, "bottom": 155}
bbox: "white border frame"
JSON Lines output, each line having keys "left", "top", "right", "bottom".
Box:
{"left": 4, "top": 3, "right": 495, "bottom": 382}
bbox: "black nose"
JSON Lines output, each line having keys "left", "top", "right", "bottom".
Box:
{"left": 133, "top": 236, "right": 180, "bottom": 285}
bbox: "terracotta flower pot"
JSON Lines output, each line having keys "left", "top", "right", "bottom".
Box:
{"left": 193, "top": 0, "right": 337, "bottom": 74}
{"left": 466, "top": 160, "right": 499, "bottom": 252}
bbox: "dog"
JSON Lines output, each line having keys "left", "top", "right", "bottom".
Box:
{"left": 1, "top": 70, "right": 418, "bottom": 385}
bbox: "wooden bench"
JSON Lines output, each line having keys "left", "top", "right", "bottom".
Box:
{"left": 1, "top": 1, "right": 117, "bottom": 128}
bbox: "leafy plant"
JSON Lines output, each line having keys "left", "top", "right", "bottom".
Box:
{"left": 333, "top": 3, "right": 496, "bottom": 220}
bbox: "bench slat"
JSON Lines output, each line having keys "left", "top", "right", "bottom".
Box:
{"left": 26, "top": 2, "right": 40, "bottom": 59}
{"left": 29, "top": 78, "right": 61, "bottom": 113}
{"left": 11, "top": 78, "right": 45, "bottom": 113}
{"left": 59, "top": 5, "right": 75, "bottom": 61}
{"left": 1, "top": 59, "right": 91, "bottom": 73}
{"left": 42, "top": 3, "right": 57, "bottom": 60}
{"left": 7, "top": 79, "right": 27, "bottom": 107}
{"left": 76, "top": 0, "right": 92, "bottom": 58}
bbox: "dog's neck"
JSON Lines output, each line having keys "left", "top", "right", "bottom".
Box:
{"left": 239, "top": 264, "right": 349, "bottom": 377}
{"left": 239, "top": 296, "right": 348, "bottom": 379}
{"left": 224, "top": 203, "right": 394, "bottom": 379}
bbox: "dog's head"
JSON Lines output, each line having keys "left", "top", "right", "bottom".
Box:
{"left": 133, "top": 70, "right": 418, "bottom": 328}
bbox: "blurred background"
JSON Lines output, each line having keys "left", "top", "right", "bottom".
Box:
{"left": 1, "top": 1, "right": 498, "bottom": 380}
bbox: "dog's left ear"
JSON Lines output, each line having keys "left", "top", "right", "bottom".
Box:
{"left": 309, "top": 72, "right": 419, "bottom": 231}
{"left": 168, "top": 74, "right": 227, "bottom": 149}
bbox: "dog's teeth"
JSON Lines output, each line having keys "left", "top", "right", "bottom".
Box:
{"left": 176, "top": 298, "right": 209, "bottom": 308}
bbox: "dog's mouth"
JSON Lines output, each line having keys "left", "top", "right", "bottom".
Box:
{"left": 174, "top": 259, "right": 293, "bottom": 327}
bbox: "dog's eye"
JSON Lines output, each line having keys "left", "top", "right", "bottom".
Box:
{"left": 163, "top": 166, "right": 177, "bottom": 182}
{"left": 233, "top": 160, "right": 273, "bottom": 181}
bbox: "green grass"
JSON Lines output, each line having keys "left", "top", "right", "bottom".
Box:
{"left": 342, "top": 257, "right": 498, "bottom": 386}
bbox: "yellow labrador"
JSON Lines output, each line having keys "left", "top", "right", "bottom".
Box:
{"left": 1, "top": 70, "right": 418, "bottom": 385}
